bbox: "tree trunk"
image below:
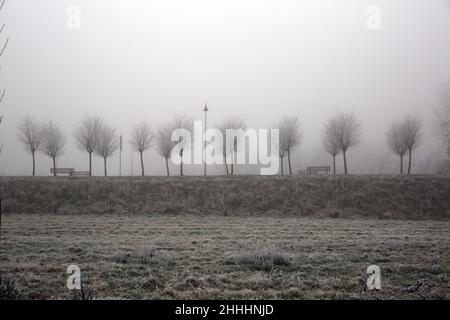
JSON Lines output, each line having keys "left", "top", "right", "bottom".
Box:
{"left": 400, "top": 154, "right": 403, "bottom": 174}
{"left": 88, "top": 151, "right": 92, "bottom": 176}
{"left": 280, "top": 156, "right": 284, "bottom": 175}
{"left": 104, "top": 157, "right": 107, "bottom": 177}
{"left": 140, "top": 151, "right": 145, "bottom": 176}
{"left": 287, "top": 149, "right": 292, "bottom": 175}
{"left": 52, "top": 157, "right": 57, "bottom": 177}
{"left": 32, "top": 151, "right": 36, "bottom": 177}
{"left": 343, "top": 150, "right": 348, "bottom": 174}
{"left": 231, "top": 163, "right": 234, "bottom": 175}
{"left": 224, "top": 155, "right": 229, "bottom": 175}
{"left": 180, "top": 148, "right": 183, "bottom": 176}
{"left": 408, "top": 149, "right": 412, "bottom": 174}
{"left": 333, "top": 155, "right": 336, "bottom": 175}
{"left": 165, "top": 157, "right": 170, "bottom": 176}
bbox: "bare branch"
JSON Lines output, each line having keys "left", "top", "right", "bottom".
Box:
{"left": 386, "top": 122, "right": 408, "bottom": 157}
{"left": 95, "top": 124, "right": 119, "bottom": 159}
{"left": 279, "top": 115, "right": 303, "bottom": 153}
{"left": 322, "top": 117, "right": 341, "bottom": 157}
{"left": 17, "top": 115, "right": 43, "bottom": 154}
{"left": 217, "top": 116, "right": 246, "bottom": 158}
{"left": 0, "top": 89, "right": 5, "bottom": 105}
{"left": 0, "top": 37, "right": 8, "bottom": 57}
{"left": 73, "top": 116, "right": 102, "bottom": 154}
{"left": 435, "top": 81, "right": 450, "bottom": 157}
{"left": 156, "top": 125, "right": 174, "bottom": 159}
{"left": 401, "top": 115, "right": 423, "bottom": 152}
{"left": 41, "top": 121, "right": 66, "bottom": 159}
{"left": 130, "top": 121, "right": 154, "bottom": 153}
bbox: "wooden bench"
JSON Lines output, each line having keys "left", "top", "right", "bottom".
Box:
{"left": 306, "top": 166, "right": 330, "bottom": 175}
{"left": 72, "top": 171, "right": 89, "bottom": 176}
{"left": 50, "top": 168, "right": 75, "bottom": 176}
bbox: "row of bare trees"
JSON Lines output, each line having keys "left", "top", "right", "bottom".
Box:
{"left": 322, "top": 112, "right": 425, "bottom": 175}
{"left": 17, "top": 116, "right": 121, "bottom": 177}
{"left": 386, "top": 116, "right": 424, "bottom": 174}
{"left": 17, "top": 111, "right": 426, "bottom": 177}
{"left": 17, "top": 117, "right": 67, "bottom": 176}
{"left": 322, "top": 112, "right": 362, "bottom": 175}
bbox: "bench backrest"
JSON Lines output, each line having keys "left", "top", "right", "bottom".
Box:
{"left": 307, "top": 166, "right": 330, "bottom": 174}
{"left": 50, "top": 168, "right": 75, "bottom": 173}
{"left": 72, "top": 171, "right": 89, "bottom": 176}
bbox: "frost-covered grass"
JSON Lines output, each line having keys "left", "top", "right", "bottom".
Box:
{"left": 0, "top": 214, "right": 448, "bottom": 299}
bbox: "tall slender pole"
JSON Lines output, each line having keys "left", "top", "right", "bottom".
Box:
{"left": 119, "top": 135, "right": 122, "bottom": 177}
{"left": 203, "top": 103, "right": 209, "bottom": 176}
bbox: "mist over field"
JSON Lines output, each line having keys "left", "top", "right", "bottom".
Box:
{"left": 1, "top": 0, "right": 450, "bottom": 176}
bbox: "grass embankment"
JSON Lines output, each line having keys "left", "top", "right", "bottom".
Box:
{"left": 1, "top": 175, "right": 449, "bottom": 220}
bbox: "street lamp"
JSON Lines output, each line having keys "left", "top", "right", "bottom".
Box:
{"left": 203, "top": 103, "right": 209, "bottom": 176}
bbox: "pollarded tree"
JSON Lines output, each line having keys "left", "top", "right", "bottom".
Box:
{"left": 17, "top": 115, "right": 43, "bottom": 176}
{"left": 171, "top": 115, "right": 194, "bottom": 176}
{"left": 156, "top": 125, "right": 174, "bottom": 176}
{"left": 73, "top": 116, "right": 102, "bottom": 176}
{"left": 386, "top": 121, "right": 408, "bottom": 174}
{"left": 279, "top": 115, "right": 303, "bottom": 175}
{"left": 130, "top": 121, "right": 154, "bottom": 176}
{"left": 322, "top": 117, "right": 341, "bottom": 175}
{"left": 217, "top": 117, "right": 246, "bottom": 175}
{"left": 334, "top": 112, "right": 362, "bottom": 174}
{"left": 41, "top": 121, "right": 66, "bottom": 176}
{"left": 95, "top": 123, "right": 119, "bottom": 177}
{"left": 401, "top": 115, "right": 423, "bottom": 174}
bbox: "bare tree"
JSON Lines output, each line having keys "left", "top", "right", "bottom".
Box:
{"left": 130, "top": 121, "right": 154, "bottom": 176}
{"left": 0, "top": 0, "right": 8, "bottom": 58}
{"left": 334, "top": 112, "right": 362, "bottom": 174}
{"left": 156, "top": 125, "right": 174, "bottom": 176}
{"left": 401, "top": 115, "right": 424, "bottom": 174}
{"left": 435, "top": 82, "right": 450, "bottom": 157}
{"left": 278, "top": 115, "right": 302, "bottom": 175}
{"left": 217, "top": 117, "right": 246, "bottom": 175}
{"left": 41, "top": 121, "right": 66, "bottom": 176}
{"left": 322, "top": 117, "right": 341, "bottom": 175}
{"left": 0, "top": 0, "right": 8, "bottom": 155}
{"left": 271, "top": 121, "right": 288, "bottom": 175}
{"left": 17, "top": 115, "right": 43, "bottom": 176}
{"left": 95, "top": 124, "right": 119, "bottom": 177}
{"left": 73, "top": 116, "right": 102, "bottom": 176}
{"left": 171, "top": 115, "right": 193, "bottom": 176}
{"left": 386, "top": 121, "right": 408, "bottom": 174}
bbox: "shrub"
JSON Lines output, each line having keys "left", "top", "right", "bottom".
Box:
{"left": 225, "top": 250, "right": 290, "bottom": 271}
{"left": 0, "top": 273, "right": 21, "bottom": 300}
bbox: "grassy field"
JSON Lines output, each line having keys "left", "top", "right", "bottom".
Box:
{"left": 1, "top": 214, "right": 449, "bottom": 299}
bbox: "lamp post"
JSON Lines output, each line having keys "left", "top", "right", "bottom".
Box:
{"left": 203, "top": 103, "right": 209, "bottom": 176}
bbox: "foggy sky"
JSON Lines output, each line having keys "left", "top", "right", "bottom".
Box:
{"left": 1, "top": 0, "right": 450, "bottom": 176}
